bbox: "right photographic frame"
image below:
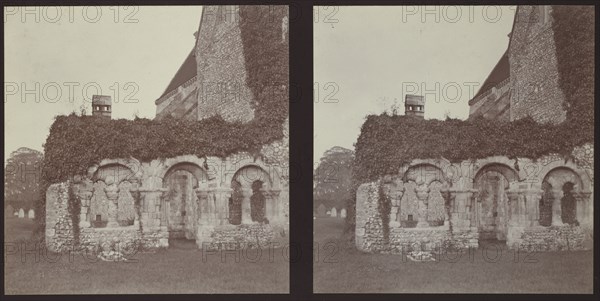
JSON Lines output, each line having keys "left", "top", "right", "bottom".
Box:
{"left": 313, "top": 5, "right": 594, "bottom": 293}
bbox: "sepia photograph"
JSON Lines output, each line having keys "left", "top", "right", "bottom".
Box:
{"left": 314, "top": 5, "right": 594, "bottom": 293}
{"left": 4, "top": 5, "right": 289, "bottom": 294}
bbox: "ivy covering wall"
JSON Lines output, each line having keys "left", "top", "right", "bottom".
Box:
{"left": 551, "top": 6, "right": 595, "bottom": 128}
{"left": 353, "top": 115, "right": 592, "bottom": 185}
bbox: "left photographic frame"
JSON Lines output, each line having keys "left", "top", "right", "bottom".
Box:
{"left": 4, "top": 5, "right": 290, "bottom": 294}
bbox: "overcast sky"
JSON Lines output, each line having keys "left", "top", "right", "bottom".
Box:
{"left": 314, "top": 6, "right": 516, "bottom": 160}
{"left": 4, "top": 6, "right": 203, "bottom": 158}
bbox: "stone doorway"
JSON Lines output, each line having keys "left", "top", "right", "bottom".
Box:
{"left": 162, "top": 162, "right": 208, "bottom": 241}
{"left": 474, "top": 165, "right": 516, "bottom": 243}
{"left": 164, "top": 170, "right": 198, "bottom": 240}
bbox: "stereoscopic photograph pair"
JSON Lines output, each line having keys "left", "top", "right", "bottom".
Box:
{"left": 3, "top": 3, "right": 595, "bottom": 297}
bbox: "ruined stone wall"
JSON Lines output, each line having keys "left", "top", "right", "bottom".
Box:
{"left": 508, "top": 225, "right": 591, "bottom": 252}
{"left": 199, "top": 223, "right": 288, "bottom": 250}
{"left": 45, "top": 147, "right": 289, "bottom": 253}
{"left": 45, "top": 181, "right": 168, "bottom": 253}
{"left": 389, "top": 228, "right": 478, "bottom": 253}
{"left": 196, "top": 6, "right": 255, "bottom": 123}
{"left": 355, "top": 144, "right": 593, "bottom": 253}
{"left": 509, "top": 6, "right": 567, "bottom": 124}
{"left": 355, "top": 182, "right": 478, "bottom": 253}
{"left": 45, "top": 182, "right": 75, "bottom": 252}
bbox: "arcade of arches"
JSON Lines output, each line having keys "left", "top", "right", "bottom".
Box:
{"left": 356, "top": 144, "right": 593, "bottom": 253}
{"left": 45, "top": 154, "right": 289, "bottom": 253}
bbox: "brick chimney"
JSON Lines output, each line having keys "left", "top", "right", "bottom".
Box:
{"left": 92, "top": 95, "right": 112, "bottom": 119}
{"left": 405, "top": 94, "right": 424, "bottom": 118}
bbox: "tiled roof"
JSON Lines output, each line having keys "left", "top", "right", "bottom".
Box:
{"left": 159, "top": 49, "right": 197, "bottom": 98}
{"left": 472, "top": 50, "right": 510, "bottom": 100}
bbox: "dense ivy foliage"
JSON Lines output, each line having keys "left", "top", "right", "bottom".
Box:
{"left": 551, "top": 6, "right": 595, "bottom": 129}
{"left": 377, "top": 181, "right": 391, "bottom": 243}
{"left": 353, "top": 115, "right": 592, "bottom": 185}
{"left": 239, "top": 6, "right": 289, "bottom": 130}
{"left": 67, "top": 182, "right": 80, "bottom": 246}
{"left": 36, "top": 6, "right": 289, "bottom": 239}
{"left": 41, "top": 115, "right": 285, "bottom": 185}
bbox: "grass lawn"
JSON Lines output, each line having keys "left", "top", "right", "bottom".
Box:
{"left": 4, "top": 217, "right": 289, "bottom": 294}
{"left": 313, "top": 217, "right": 593, "bottom": 293}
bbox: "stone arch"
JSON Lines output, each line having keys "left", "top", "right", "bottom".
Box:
{"left": 537, "top": 156, "right": 592, "bottom": 191}
{"left": 157, "top": 155, "right": 214, "bottom": 186}
{"left": 541, "top": 166, "right": 585, "bottom": 192}
{"left": 473, "top": 163, "right": 518, "bottom": 241}
{"left": 232, "top": 164, "right": 273, "bottom": 189}
{"left": 161, "top": 161, "right": 209, "bottom": 239}
{"left": 163, "top": 162, "right": 209, "bottom": 188}
{"left": 227, "top": 156, "right": 280, "bottom": 189}
{"left": 116, "top": 180, "right": 136, "bottom": 226}
{"left": 402, "top": 163, "right": 446, "bottom": 186}
{"left": 89, "top": 180, "right": 108, "bottom": 227}
{"left": 230, "top": 165, "right": 275, "bottom": 224}
{"left": 541, "top": 167, "right": 584, "bottom": 226}
{"left": 472, "top": 156, "right": 526, "bottom": 184}
{"left": 401, "top": 163, "right": 447, "bottom": 227}
{"left": 89, "top": 158, "right": 142, "bottom": 183}
{"left": 88, "top": 163, "right": 139, "bottom": 228}
{"left": 473, "top": 163, "right": 519, "bottom": 187}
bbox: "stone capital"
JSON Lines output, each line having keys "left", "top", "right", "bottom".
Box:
{"left": 240, "top": 189, "right": 254, "bottom": 198}
{"left": 104, "top": 185, "right": 119, "bottom": 202}
{"left": 573, "top": 191, "right": 592, "bottom": 201}
{"left": 261, "top": 189, "right": 282, "bottom": 198}
{"left": 195, "top": 188, "right": 210, "bottom": 199}
{"left": 415, "top": 184, "right": 430, "bottom": 202}
{"left": 506, "top": 190, "right": 520, "bottom": 203}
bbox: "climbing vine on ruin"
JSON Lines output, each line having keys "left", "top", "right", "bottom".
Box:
{"left": 239, "top": 5, "right": 289, "bottom": 136}
{"left": 551, "top": 6, "right": 595, "bottom": 132}
{"left": 67, "top": 181, "right": 80, "bottom": 247}
{"left": 377, "top": 181, "right": 391, "bottom": 244}
{"left": 132, "top": 190, "right": 144, "bottom": 249}
{"left": 353, "top": 114, "right": 593, "bottom": 186}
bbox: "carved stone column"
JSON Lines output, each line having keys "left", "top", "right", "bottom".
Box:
{"left": 573, "top": 191, "right": 592, "bottom": 226}
{"left": 136, "top": 187, "right": 168, "bottom": 229}
{"left": 105, "top": 184, "right": 119, "bottom": 227}
{"left": 240, "top": 188, "right": 253, "bottom": 224}
{"left": 523, "top": 189, "right": 543, "bottom": 227}
{"left": 389, "top": 186, "right": 404, "bottom": 228}
{"left": 551, "top": 188, "right": 564, "bottom": 226}
{"left": 195, "top": 188, "right": 211, "bottom": 224}
{"left": 470, "top": 191, "right": 479, "bottom": 228}
{"left": 270, "top": 189, "right": 282, "bottom": 224}
{"left": 213, "top": 187, "right": 233, "bottom": 225}
{"left": 78, "top": 189, "right": 93, "bottom": 228}
{"left": 261, "top": 189, "right": 273, "bottom": 222}
{"left": 440, "top": 189, "right": 455, "bottom": 228}
{"left": 415, "top": 184, "right": 430, "bottom": 228}
{"left": 506, "top": 190, "right": 520, "bottom": 227}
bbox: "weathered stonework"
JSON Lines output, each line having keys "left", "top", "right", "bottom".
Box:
{"left": 46, "top": 150, "right": 289, "bottom": 253}
{"left": 509, "top": 6, "right": 567, "bottom": 124}
{"left": 509, "top": 225, "right": 592, "bottom": 252}
{"left": 196, "top": 5, "right": 256, "bottom": 123}
{"left": 468, "top": 6, "right": 593, "bottom": 125}
{"left": 356, "top": 143, "right": 593, "bottom": 253}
